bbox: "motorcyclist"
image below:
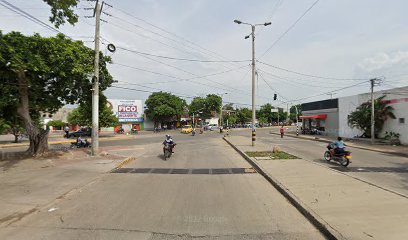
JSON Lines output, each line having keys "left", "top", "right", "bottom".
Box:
{"left": 163, "top": 134, "right": 176, "bottom": 153}
{"left": 333, "top": 137, "right": 346, "bottom": 155}
{"left": 76, "top": 136, "right": 86, "bottom": 147}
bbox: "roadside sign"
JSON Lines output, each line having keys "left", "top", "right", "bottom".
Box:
{"left": 271, "top": 109, "right": 278, "bottom": 113}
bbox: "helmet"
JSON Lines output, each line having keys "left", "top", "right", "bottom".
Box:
{"left": 166, "top": 134, "right": 171, "bottom": 139}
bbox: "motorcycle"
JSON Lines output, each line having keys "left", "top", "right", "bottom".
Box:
{"left": 163, "top": 143, "right": 173, "bottom": 160}
{"left": 324, "top": 143, "right": 351, "bottom": 167}
{"left": 70, "top": 139, "right": 91, "bottom": 149}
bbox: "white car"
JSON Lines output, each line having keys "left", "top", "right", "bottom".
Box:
{"left": 207, "top": 124, "right": 219, "bottom": 131}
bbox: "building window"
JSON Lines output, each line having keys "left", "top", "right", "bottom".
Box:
{"left": 399, "top": 118, "right": 405, "bottom": 124}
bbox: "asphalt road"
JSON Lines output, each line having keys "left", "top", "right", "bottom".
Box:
{"left": 0, "top": 131, "right": 325, "bottom": 240}
{"left": 235, "top": 128, "right": 408, "bottom": 197}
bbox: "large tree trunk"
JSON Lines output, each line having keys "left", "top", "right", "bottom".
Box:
{"left": 16, "top": 71, "right": 49, "bottom": 156}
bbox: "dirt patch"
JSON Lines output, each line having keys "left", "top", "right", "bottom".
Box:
{"left": 245, "top": 151, "right": 300, "bottom": 159}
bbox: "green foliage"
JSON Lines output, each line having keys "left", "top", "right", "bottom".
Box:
{"left": 0, "top": 31, "right": 113, "bottom": 115}
{"left": 46, "top": 120, "right": 66, "bottom": 128}
{"left": 384, "top": 131, "right": 400, "bottom": 139}
{"left": 145, "top": 92, "right": 187, "bottom": 125}
{"left": 43, "top": 0, "right": 79, "bottom": 28}
{"left": 0, "top": 31, "right": 113, "bottom": 154}
{"left": 67, "top": 94, "right": 118, "bottom": 128}
{"left": 224, "top": 114, "right": 238, "bottom": 125}
{"left": 189, "top": 94, "right": 222, "bottom": 119}
{"left": 348, "top": 96, "right": 396, "bottom": 138}
{"left": 236, "top": 108, "right": 252, "bottom": 123}
{"left": 289, "top": 105, "right": 302, "bottom": 121}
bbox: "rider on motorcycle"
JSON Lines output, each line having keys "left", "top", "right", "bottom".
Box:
{"left": 163, "top": 134, "right": 176, "bottom": 153}
{"left": 333, "top": 137, "right": 346, "bottom": 155}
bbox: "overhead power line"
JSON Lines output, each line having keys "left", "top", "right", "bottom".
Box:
{"left": 112, "top": 62, "right": 249, "bottom": 85}
{"left": 260, "top": 0, "right": 320, "bottom": 58}
{"left": 110, "top": 85, "right": 259, "bottom": 107}
{"left": 0, "top": 0, "right": 65, "bottom": 35}
{"left": 282, "top": 81, "right": 369, "bottom": 104}
{"left": 256, "top": 71, "right": 289, "bottom": 102}
{"left": 109, "top": 6, "right": 245, "bottom": 69}
{"left": 115, "top": 46, "right": 250, "bottom": 63}
{"left": 257, "top": 60, "right": 368, "bottom": 81}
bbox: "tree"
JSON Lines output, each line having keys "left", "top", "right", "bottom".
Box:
{"left": 145, "top": 92, "right": 186, "bottom": 127}
{"left": 258, "top": 103, "right": 274, "bottom": 123}
{"left": 43, "top": 0, "right": 79, "bottom": 28}
{"left": 348, "top": 96, "right": 396, "bottom": 138}
{"left": 46, "top": 120, "right": 66, "bottom": 129}
{"left": 189, "top": 94, "right": 222, "bottom": 120}
{"left": 67, "top": 94, "right": 118, "bottom": 128}
{"left": 0, "top": 32, "right": 113, "bottom": 155}
{"left": 289, "top": 105, "right": 302, "bottom": 121}
{"left": 236, "top": 108, "right": 252, "bottom": 124}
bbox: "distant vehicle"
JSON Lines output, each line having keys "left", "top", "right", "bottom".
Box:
{"left": 208, "top": 124, "right": 219, "bottom": 131}
{"left": 67, "top": 128, "right": 92, "bottom": 138}
{"left": 181, "top": 125, "right": 193, "bottom": 134}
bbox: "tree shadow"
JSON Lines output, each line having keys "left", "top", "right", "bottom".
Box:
{"left": 0, "top": 148, "right": 66, "bottom": 171}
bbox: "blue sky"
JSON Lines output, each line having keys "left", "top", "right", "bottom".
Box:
{"left": 1, "top": 0, "right": 408, "bottom": 108}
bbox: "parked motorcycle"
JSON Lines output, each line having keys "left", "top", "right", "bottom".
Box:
{"left": 324, "top": 143, "right": 351, "bottom": 167}
{"left": 70, "top": 139, "right": 91, "bottom": 149}
{"left": 163, "top": 143, "right": 173, "bottom": 160}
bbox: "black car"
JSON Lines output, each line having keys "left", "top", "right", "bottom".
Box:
{"left": 67, "top": 128, "right": 92, "bottom": 138}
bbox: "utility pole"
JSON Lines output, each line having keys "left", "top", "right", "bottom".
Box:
{"left": 91, "top": 1, "right": 101, "bottom": 156}
{"left": 295, "top": 105, "right": 299, "bottom": 136}
{"left": 370, "top": 78, "right": 382, "bottom": 144}
{"left": 370, "top": 78, "right": 375, "bottom": 145}
{"left": 234, "top": 19, "right": 271, "bottom": 146}
{"left": 251, "top": 25, "right": 256, "bottom": 146}
{"left": 286, "top": 103, "right": 289, "bottom": 124}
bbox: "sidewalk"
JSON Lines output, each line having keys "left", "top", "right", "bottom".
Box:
{"left": 270, "top": 131, "right": 408, "bottom": 158}
{"left": 224, "top": 135, "right": 408, "bottom": 240}
{"left": 0, "top": 145, "right": 139, "bottom": 227}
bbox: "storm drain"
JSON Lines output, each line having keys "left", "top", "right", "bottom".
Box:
{"left": 331, "top": 166, "right": 408, "bottom": 173}
{"left": 111, "top": 167, "right": 256, "bottom": 175}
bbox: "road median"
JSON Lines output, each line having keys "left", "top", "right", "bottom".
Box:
{"left": 224, "top": 135, "right": 408, "bottom": 240}
{"left": 270, "top": 132, "right": 408, "bottom": 158}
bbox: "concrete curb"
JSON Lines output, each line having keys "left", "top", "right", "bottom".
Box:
{"left": 270, "top": 132, "right": 408, "bottom": 158}
{"left": 223, "top": 136, "right": 343, "bottom": 240}
{"left": 114, "top": 156, "right": 136, "bottom": 169}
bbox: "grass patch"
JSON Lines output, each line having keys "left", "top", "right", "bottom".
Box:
{"left": 245, "top": 151, "right": 299, "bottom": 159}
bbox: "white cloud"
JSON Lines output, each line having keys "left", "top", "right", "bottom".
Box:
{"left": 357, "top": 51, "right": 408, "bottom": 72}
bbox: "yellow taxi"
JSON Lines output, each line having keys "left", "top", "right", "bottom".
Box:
{"left": 181, "top": 125, "right": 193, "bottom": 134}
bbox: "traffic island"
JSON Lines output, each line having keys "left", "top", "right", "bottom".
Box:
{"left": 224, "top": 135, "right": 408, "bottom": 240}
{"left": 245, "top": 151, "right": 299, "bottom": 160}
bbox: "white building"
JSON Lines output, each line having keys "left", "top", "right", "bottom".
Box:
{"left": 301, "top": 86, "right": 408, "bottom": 144}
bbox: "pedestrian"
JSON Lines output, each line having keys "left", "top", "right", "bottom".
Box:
{"left": 280, "top": 125, "right": 284, "bottom": 138}
{"left": 64, "top": 125, "right": 69, "bottom": 138}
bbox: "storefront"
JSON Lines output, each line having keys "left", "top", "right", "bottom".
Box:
{"left": 300, "top": 99, "right": 339, "bottom": 136}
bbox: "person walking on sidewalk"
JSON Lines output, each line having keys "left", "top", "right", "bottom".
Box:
{"left": 280, "top": 125, "right": 285, "bottom": 138}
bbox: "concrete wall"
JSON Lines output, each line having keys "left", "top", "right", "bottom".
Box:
{"left": 302, "top": 108, "right": 339, "bottom": 136}
{"left": 338, "top": 86, "right": 408, "bottom": 144}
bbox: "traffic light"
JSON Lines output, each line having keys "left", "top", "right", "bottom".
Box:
{"left": 273, "top": 94, "right": 277, "bottom": 100}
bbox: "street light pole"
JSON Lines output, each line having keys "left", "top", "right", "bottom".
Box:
{"left": 234, "top": 19, "right": 271, "bottom": 146}
{"left": 91, "top": 1, "right": 101, "bottom": 156}
{"left": 251, "top": 25, "right": 256, "bottom": 146}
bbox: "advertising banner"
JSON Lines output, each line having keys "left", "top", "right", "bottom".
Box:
{"left": 107, "top": 99, "right": 144, "bottom": 123}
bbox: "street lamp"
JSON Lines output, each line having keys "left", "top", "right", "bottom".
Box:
{"left": 234, "top": 19, "right": 271, "bottom": 146}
